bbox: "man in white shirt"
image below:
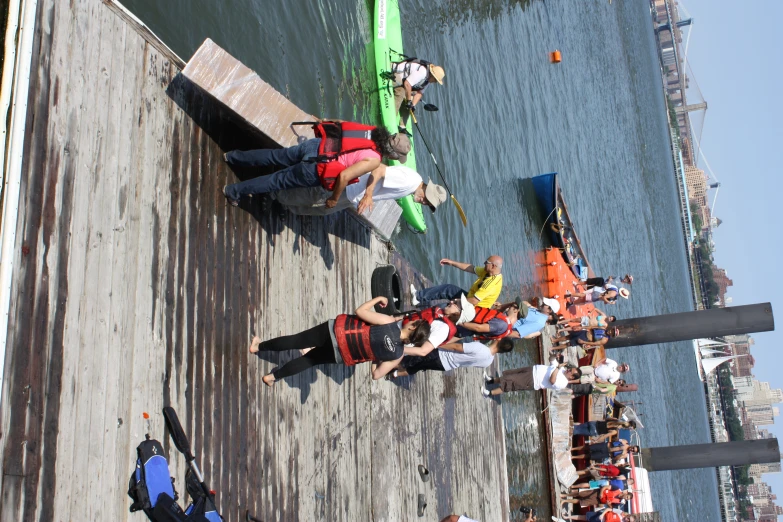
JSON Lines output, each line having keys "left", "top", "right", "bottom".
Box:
{"left": 394, "top": 338, "right": 514, "bottom": 377}
{"left": 593, "top": 358, "right": 630, "bottom": 384}
{"left": 391, "top": 59, "right": 445, "bottom": 130}
{"left": 482, "top": 360, "right": 581, "bottom": 397}
{"left": 270, "top": 164, "right": 447, "bottom": 216}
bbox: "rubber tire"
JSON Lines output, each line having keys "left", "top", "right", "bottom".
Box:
{"left": 371, "top": 265, "right": 402, "bottom": 315}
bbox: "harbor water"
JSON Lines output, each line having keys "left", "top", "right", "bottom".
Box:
{"left": 122, "top": 0, "right": 721, "bottom": 519}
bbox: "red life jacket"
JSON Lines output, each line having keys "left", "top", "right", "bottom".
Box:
{"left": 332, "top": 314, "right": 403, "bottom": 366}
{"left": 471, "top": 307, "right": 512, "bottom": 340}
{"left": 402, "top": 307, "right": 457, "bottom": 343}
{"left": 312, "top": 121, "right": 380, "bottom": 191}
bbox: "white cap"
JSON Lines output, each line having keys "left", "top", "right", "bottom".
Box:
{"left": 456, "top": 294, "right": 476, "bottom": 325}
{"left": 541, "top": 297, "right": 560, "bottom": 314}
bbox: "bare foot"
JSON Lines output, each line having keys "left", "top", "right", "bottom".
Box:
{"left": 262, "top": 374, "right": 276, "bottom": 387}
{"left": 249, "top": 336, "right": 262, "bottom": 354}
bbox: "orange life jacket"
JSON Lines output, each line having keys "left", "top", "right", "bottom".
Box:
{"left": 402, "top": 306, "right": 457, "bottom": 342}
{"left": 471, "top": 307, "right": 512, "bottom": 340}
{"left": 312, "top": 121, "right": 380, "bottom": 191}
{"left": 601, "top": 488, "right": 622, "bottom": 505}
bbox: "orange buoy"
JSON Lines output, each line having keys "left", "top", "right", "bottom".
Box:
{"left": 550, "top": 50, "right": 562, "bottom": 63}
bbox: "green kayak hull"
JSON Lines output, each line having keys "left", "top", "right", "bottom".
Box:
{"left": 373, "top": 0, "right": 427, "bottom": 232}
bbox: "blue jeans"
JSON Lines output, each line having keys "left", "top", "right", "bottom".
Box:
{"left": 573, "top": 421, "right": 599, "bottom": 437}
{"left": 415, "top": 284, "right": 467, "bottom": 307}
{"left": 224, "top": 139, "right": 322, "bottom": 199}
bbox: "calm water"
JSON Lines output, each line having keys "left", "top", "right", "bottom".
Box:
{"left": 123, "top": 0, "right": 720, "bottom": 519}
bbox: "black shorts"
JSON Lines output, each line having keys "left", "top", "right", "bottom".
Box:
{"left": 401, "top": 350, "right": 445, "bottom": 374}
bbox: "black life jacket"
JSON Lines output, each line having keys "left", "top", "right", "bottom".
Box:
{"left": 333, "top": 314, "right": 403, "bottom": 366}
{"left": 392, "top": 58, "right": 432, "bottom": 91}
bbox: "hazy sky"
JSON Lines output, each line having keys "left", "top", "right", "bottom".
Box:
{"left": 680, "top": 0, "right": 783, "bottom": 513}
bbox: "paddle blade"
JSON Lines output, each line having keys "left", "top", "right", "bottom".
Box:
{"left": 163, "top": 406, "right": 193, "bottom": 459}
{"left": 423, "top": 103, "right": 439, "bottom": 111}
{"left": 451, "top": 195, "right": 467, "bottom": 226}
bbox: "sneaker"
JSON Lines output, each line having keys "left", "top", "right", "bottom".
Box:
{"left": 223, "top": 185, "right": 239, "bottom": 207}
{"left": 481, "top": 385, "right": 490, "bottom": 398}
{"left": 483, "top": 371, "right": 493, "bottom": 384}
{"left": 222, "top": 152, "right": 229, "bottom": 163}
{"left": 410, "top": 284, "right": 419, "bottom": 307}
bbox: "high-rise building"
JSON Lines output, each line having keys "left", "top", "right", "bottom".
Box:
{"left": 736, "top": 380, "right": 783, "bottom": 407}
{"left": 744, "top": 404, "right": 779, "bottom": 426}
{"left": 729, "top": 336, "right": 756, "bottom": 377}
{"left": 685, "top": 165, "right": 709, "bottom": 205}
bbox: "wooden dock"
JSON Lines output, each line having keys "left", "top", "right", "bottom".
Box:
{"left": 0, "top": 1, "right": 509, "bottom": 521}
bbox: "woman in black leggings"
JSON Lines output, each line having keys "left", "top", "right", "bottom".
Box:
{"left": 250, "top": 296, "right": 430, "bottom": 387}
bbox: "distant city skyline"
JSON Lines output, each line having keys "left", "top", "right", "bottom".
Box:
{"left": 678, "top": 0, "right": 783, "bottom": 518}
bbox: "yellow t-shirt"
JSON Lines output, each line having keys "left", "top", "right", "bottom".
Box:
{"left": 467, "top": 267, "right": 503, "bottom": 308}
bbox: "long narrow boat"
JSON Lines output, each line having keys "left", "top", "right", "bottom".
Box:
{"left": 531, "top": 173, "right": 595, "bottom": 279}
{"left": 373, "top": 0, "right": 427, "bottom": 232}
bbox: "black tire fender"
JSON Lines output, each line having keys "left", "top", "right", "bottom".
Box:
{"left": 370, "top": 265, "right": 402, "bottom": 315}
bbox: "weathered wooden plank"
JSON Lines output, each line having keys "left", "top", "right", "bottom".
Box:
{"left": 0, "top": 2, "right": 512, "bottom": 522}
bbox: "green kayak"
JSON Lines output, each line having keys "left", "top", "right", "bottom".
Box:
{"left": 373, "top": 0, "right": 427, "bottom": 233}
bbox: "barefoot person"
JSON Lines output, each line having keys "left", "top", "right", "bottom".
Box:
{"left": 557, "top": 308, "right": 616, "bottom": 332}
{"left": 572, "top": 440, "right": 639, "bottom": 463}
{"left": 249, "top": 296, "right": 430, "bottom": 387}
{"left": 572, "top": 419, "right": 637, "bottom": 441}
{"left": 551, "top": 327, "right": 619, "bottom": 351}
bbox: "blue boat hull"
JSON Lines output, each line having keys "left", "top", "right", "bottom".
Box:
{"left": 530, "top": 173, "right": 563, "bottom": 248}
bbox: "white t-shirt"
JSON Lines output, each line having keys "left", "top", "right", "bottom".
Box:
{"left": 393, "top": 62, "right": 429, "bottom": 89}
{"left": 532, "top": 363, "right": 569, "bottom": 390}
{"left": 428, "top": 320, "right": 451, "bottom": 349}
{"left": 457, "top": 517, "right": 479, "bottom": 522}
{"left": 344, "top": 165, "right": 422, "bottom": 205}
{"left": 595, "top": 359, "right": 620, "bottom": 383}
{"left": 438, "top": 341, "right": 494, "bottom": 372}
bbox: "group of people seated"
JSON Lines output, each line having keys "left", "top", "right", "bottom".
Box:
{"left": 549, "top": 276, "right": 633, "bottom": 352}
{"left": 560, "top": 419, "right": 639, "bottom": 522}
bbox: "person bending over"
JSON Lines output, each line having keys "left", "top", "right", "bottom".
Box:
{"left": 249, "top": 296, "right": 430, "bottom": 387}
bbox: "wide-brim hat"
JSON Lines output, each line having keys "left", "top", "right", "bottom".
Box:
{"left": 387, "top": 134, "right": 411, "bottom": 164}
{"left": 456, "top": 293, "right": 476, "bottom": 325}
{"left": 541, "top": 297, "right": 561, "bottom": 314}
{"left": 619, "top": 288, "right": 630, "bottom": 299}
{"left": 514, "top": 296, "right": 529, "bottom": 318}
{"left": 428, "top": 64, "right": 445, "bottom": 84}
{"left": 424, "top": 182, "right": 448, "bottom": 212}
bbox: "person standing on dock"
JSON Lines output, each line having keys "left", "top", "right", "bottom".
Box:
{"left": 481, "top": 360, "right": 580, "bottom": 397}
{"left": 389, "top": 58, "right": 445, "bottom": 132}
{"left": 410, "top": 256, "right": 503, "bottom": 309}
{"left": 248, "top": 296, "right": 432, "bottom": 387}
{"left": 222, "top": 119, "right": 447, "bottom": 215}
{"left": 390, "top": 337, "right": 515, "bottom": 378}
{"left": 380, "top": 295, "right": 475, "bottom": 380}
